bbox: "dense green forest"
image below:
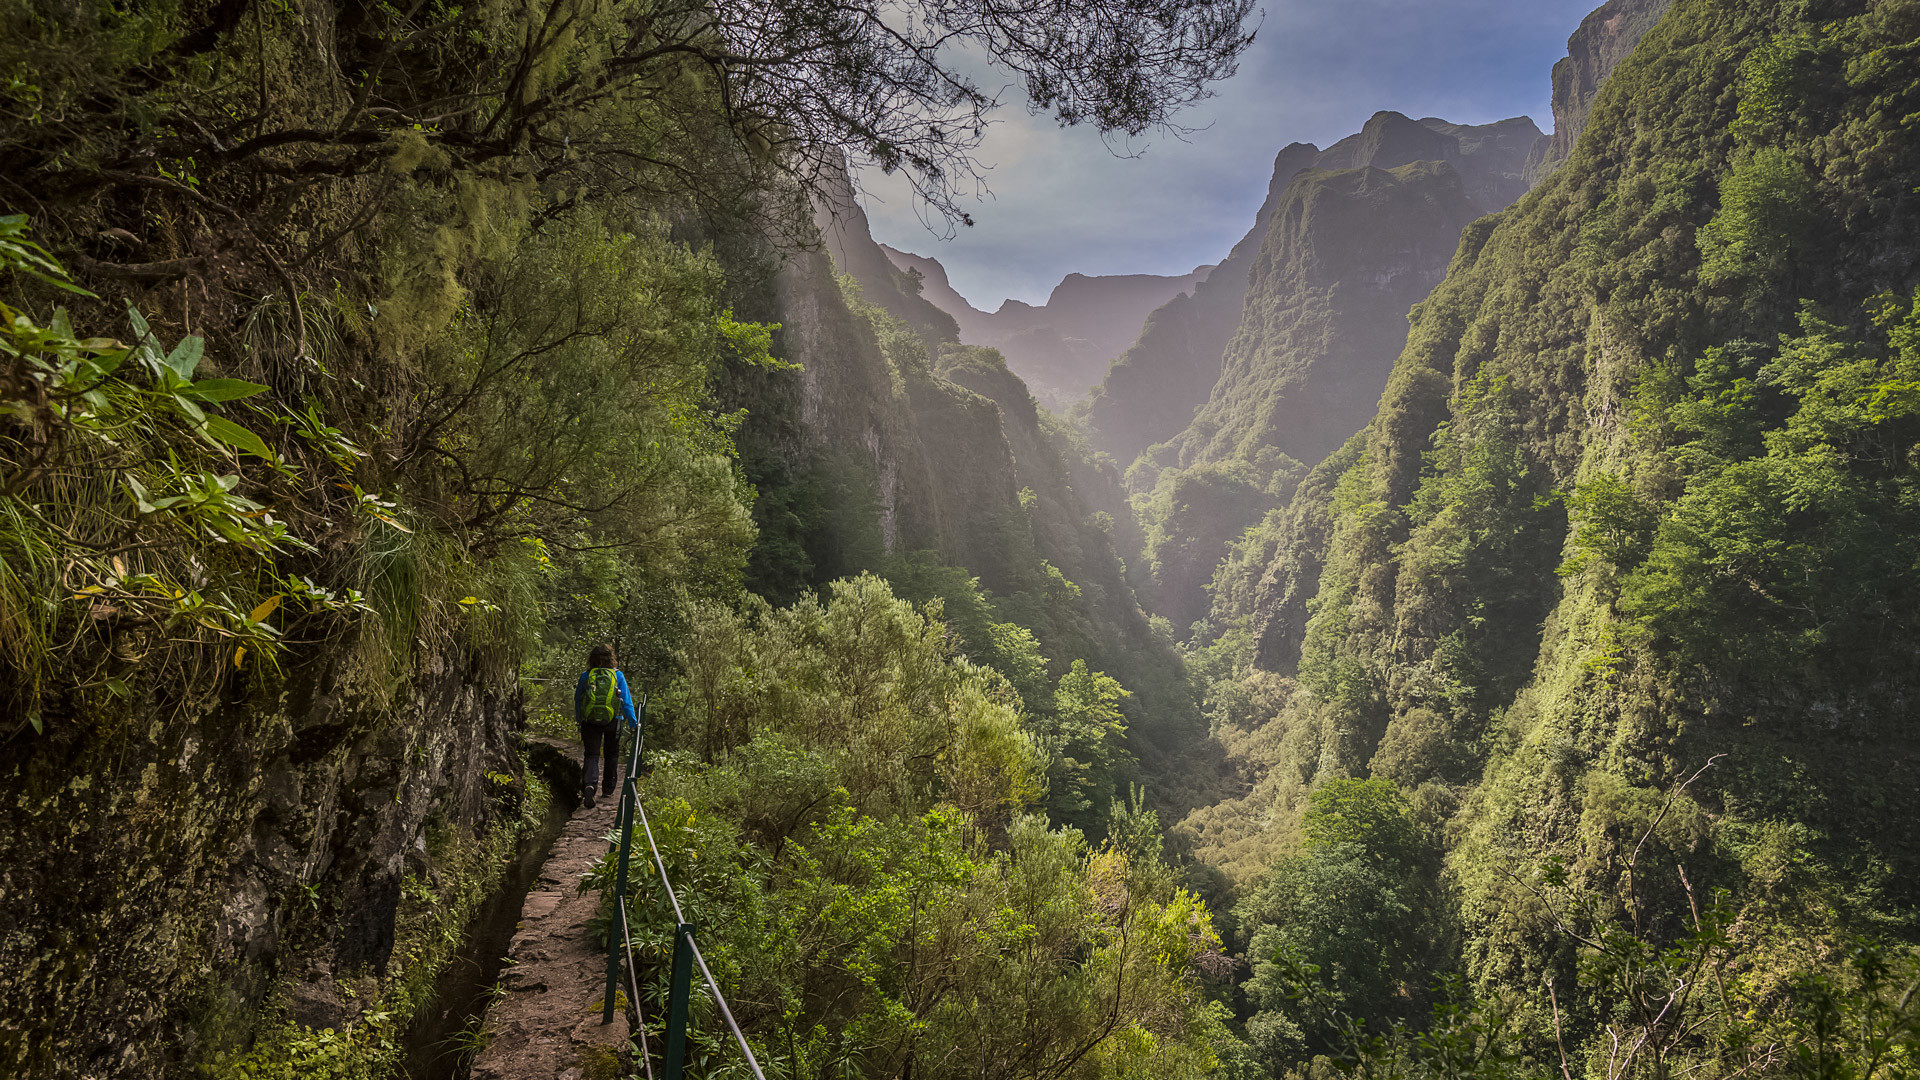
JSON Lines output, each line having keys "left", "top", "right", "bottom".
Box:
{"left": 4, "top": 0, "right": 1920, "bottom": 1078}
{"left": 0, "top": 0, "right": 1246, "bottom": 1076}
{"left": 1176, "top": 0, "right": 1920, "bottom": 1076}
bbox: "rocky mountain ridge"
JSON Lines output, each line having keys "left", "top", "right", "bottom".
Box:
{"left": 1105, "top": 111, "right": 1542, "bottom": 631}
{"left": 1081, "top": 111, "right": 1542, "bottom": 482}
{"left": 875, "top": 244, "right": 1212, "bottom": 408}
{"left": 1076, "top": 141, "right": 1324, "bottom": 469}
{"left": 1165, "top": 115, "right": 1538, "bottom": 472}
{"left": 1526, "top": 0, "right": 1676, "bottom": 181}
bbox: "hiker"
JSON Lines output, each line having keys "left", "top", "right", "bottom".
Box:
{"left": 574, "top": 644, "right": 637, "bottom": 810}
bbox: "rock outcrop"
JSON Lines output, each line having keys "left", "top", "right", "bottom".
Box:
{"left": 1525, "top": 0, "right": 1675, "bottom": 182}
{"left": 1169, "top": 155, "right": 1486, "bottom": 474}
{"left": 815, "top": 175, "right": 961, "bottom": 345}
{"left": 1101, "top": 113, "right": 1539, "bottom": 632}
{"left": 1079, "top": 142, "right": 1322, "bottom": 467}
{"left": 0, "top": 638, "right": 524, "bottom": 1077}
{"left": 1083, "top": 114, "right": 1541, "bottom": 477}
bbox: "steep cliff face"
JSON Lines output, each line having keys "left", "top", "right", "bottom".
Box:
{"left": 1116, "top": 114, "right": 1539, "bottom": 633}
{"left": 1412, "top": 115, "right": 1544, "bottom": 211}
{"left": 0, "top": 636, "right": 524, "bottom": 1076}
{"left": 1131, "top": 161, "right": 1481, "bottom": 633}
{"left": 987, "top": 270, "right": 1213, "bottom": 404}
{"left": 1525, "top": 0, "right": 1675, "bottom": 181}
{"left": 1200, "top": 0, "right": 1682, "bottom": 672}
{"left": 1193, "top": 0, "right": 1920, "bottom": 984}
{"left": 751, "top": 235, "right": 1059, "bottom": 592}
{"left": 1167, "top": 112, "right": 1542, "bottom": 477}
{"left": 730, "top": 204, "right": 1219, "bottom": 812}
{"left": 930, "top": 347, "right": 1216, "bottom": 788}
{"left": 1174, "top": 160, "right": 1483, "bottom": 472}
{"left": 1087, "top": 114, "right": 1543, "bottom": 484}
{"left": 815, "top": 181, "right": 961, "bottom": 346}
{"left": 1079, "top": 142, "right": 1323, "bottom": 467}
{"left": 880, "top": 244, "right": 991, "bottom": 338}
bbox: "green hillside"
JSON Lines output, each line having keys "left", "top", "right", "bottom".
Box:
{"left": 1188, "top": 0, "right": 1920, "bottom": 1072}
{"left": 6, "top": 0, "right": 1920, "bottom": 1077}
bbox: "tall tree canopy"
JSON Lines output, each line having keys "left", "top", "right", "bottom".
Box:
{"left": 1, "top": 0, "right": 1257, "bottom": 245}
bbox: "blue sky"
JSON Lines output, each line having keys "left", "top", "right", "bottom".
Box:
{"left": 858, "top": 0, "right": 1604, "bottom": 307}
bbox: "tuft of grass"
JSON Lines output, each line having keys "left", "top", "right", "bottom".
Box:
{"left": 346, "top": 513, "right": 454, "bottom": 701}
{"left": 0, "top": 499, "right": 58, "bottom": 723}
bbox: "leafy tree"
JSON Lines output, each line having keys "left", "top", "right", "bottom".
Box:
{"left": 1697, "top": 148, "right": 1815, "bottom": 287}
{"left": 613, "top": 574, "right": 1230, "bottom": 1079}
{"left": 1, "top": 0, "right": 1256, "bottom": 267}
{"left": 884, "top": 550, "right": 1052, "bottom": 712}
{"left": 1300, "top": 778, "right": 1429, "bottom": 863}
{"left": 411, "top": 215, "right": 780, "bottom": 552}
{"left": 1237, "top": 780, "right": 1452, "bottom": 1071}
{"left": 1560, "top": 473, "right": 1660, "bottom": 576}
{"left": 1621, "top": 297, "right": 1920, "bottom": 677}
{"left": 1040, "top": 659, "right": 1135, "bottom": 829}
{"left": 1729, "top": 31, "right": 1828, "bottom": 145}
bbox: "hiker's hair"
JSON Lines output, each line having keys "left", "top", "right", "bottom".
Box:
{"left": 588, "top": 644, "right": 615, "bottom": 668}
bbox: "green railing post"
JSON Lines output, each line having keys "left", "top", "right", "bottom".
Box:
{"left": 663, "top": 923, "right": 695, "bottom": 1080}
{"left": 603, "top": 781, "right": 637, "bottom": 1024}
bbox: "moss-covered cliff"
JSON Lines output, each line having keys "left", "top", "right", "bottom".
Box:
{"left": 1079, "top": 143, "right": 1324, "bottom": 468}
{"left": 1524, "top": 0, "right": 1676, "bottom": 182}
{"left": 1172, "top": 157, "right": 1483, "bottom": 473}
{"left": 0, "top": 1, "right": 766, "bottom": 1072}
{"left": 730, "top": 196, "right": 1221, "bottom": 819}
{"left": 1190, "top": 0, "right": 1920, "bottom": 1041}
{"left": 0, "top": 623, "right": 531, "bottom": 1076}
{"left": 1120, "top": 113, "right": 1542, "bottom": 634}
{"left": 1088, "top": 113, "right": 1543, "bottom": 485}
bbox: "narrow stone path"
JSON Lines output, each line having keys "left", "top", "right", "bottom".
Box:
{"left": 469, "top": 794, "right": 630, "bottom": 1080}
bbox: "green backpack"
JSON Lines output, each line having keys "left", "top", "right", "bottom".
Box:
{"left": 583, "top": 667, "right": 620, "bottom": 724}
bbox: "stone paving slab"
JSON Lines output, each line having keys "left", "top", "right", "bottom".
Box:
{"left": 469, "top": 796, "right": 629, "bottom": 1080}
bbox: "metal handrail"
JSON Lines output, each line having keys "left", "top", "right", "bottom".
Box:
{"left": 633, "top": 794, "right": 769, "bottom": 1080}
{"left": 603, "top": 695, "right": 654, "bottom": 1078}
{"left": 613, "top": 888, "right": 653, "bottom": 1080}
{"left": 600, "top": 693, "right": 767, "bottom": 1080}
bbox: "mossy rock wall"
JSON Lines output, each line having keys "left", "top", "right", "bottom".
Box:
{"left": 0, "top": 634, "right": 523, "bottom": 1078}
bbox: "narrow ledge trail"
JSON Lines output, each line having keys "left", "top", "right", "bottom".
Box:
{"left": 469, "top": 792, "right": 631, "bottom": 1080}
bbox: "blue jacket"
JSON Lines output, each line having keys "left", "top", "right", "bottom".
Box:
{"left": 575, "top": 668, "right": 638, "bottom": 728}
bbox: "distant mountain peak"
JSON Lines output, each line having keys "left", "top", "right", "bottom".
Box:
{"left": 1526, "top": 0, "right": 1673, "bottom": 180}
{"left": 869, "top": 248, "right": 1209, "bottom": 409}
{"left": 1082, "top": 109, "right": 1548, "bottom": 470}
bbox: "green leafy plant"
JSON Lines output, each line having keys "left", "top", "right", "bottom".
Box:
{"left": 1, "top": 217, "right": 388, "bottom": 716}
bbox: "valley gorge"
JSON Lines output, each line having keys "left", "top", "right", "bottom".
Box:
{"left": 3, "top": 0, "right": 1919, "bottom": 1078}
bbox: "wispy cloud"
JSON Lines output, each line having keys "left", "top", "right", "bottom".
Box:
{"left": 858, "top": 0, "right": 1600, "bottom": 307}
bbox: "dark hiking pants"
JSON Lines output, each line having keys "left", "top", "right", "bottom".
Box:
{"left": 579, "top": 721, "right": 619, "bottom": 798}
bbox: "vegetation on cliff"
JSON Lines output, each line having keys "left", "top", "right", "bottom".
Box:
{"left": 8, "top": 0, "right": 1920, "bottom": 1077}
{"left": 1184, "top": 0, "right": 1920, "bottom": 1075}
{"left": 1089, "top": 112, "right": 1542, "bottom": 637}
{"left": 0, "top": 0, "right": 1256, "bottom": 1075}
